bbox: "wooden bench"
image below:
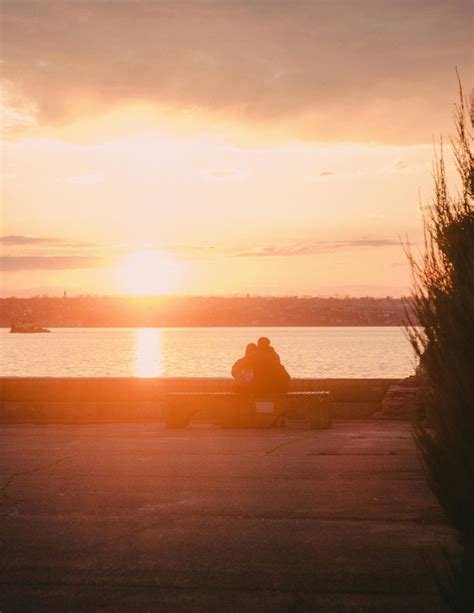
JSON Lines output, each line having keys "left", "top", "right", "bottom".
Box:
{"left": 164, "top": 391, "right": 331, "bottom": 429}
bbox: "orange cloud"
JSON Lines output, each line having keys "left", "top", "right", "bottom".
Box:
{"left": 1, "top": 1, "right": 471, "bottom": 144}
{"left": 0, "top": 255, "right": 109, "bottom": 271}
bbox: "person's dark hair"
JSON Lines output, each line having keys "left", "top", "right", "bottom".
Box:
{"left": 257, "top": 337, "right": 271, "bottom": 349}
{"left": 245, "top": 343, "right": 258, "bottom": 357}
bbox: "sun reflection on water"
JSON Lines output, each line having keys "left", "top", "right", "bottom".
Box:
{"left": 134, "top": 328, "right": 163, "bottom": 377}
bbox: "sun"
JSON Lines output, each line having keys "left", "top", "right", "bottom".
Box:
{"left": 117, "top": 251, "right": 181, "bottom": 296}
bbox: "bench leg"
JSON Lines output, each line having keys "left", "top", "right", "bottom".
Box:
{"left": 164, "top": 401, "right": 191, "bottom": 429}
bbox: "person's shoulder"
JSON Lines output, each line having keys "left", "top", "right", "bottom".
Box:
{"left": 231, "top": 356, "right": 245, "bottom": 373}
{"left": 269, "top": 347, "right": 281, "bottom": 362}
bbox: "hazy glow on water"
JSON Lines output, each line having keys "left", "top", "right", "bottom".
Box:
{"left": 1, "top": 327, "right": 416, "bottom": 378}
{"left": 134, "top": 328, "right": 163, "bottom": 377}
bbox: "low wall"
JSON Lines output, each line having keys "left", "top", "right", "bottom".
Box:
{"left": 0, "top": 377, "right": 398, "bottom": 423}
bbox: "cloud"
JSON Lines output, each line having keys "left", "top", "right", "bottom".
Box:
{"left": 0, "top": 255, "right": 110, "bottom": 271}
{"left": 0, "top": 235, "right": 101, "bottom": 250}
{"left": 0, "top": 235, "right": 59, "bottom": 245}
{"left": 233, "top": 239, "right": 402, "bottom": 257}
{"left": 346, "top": 240, "right": 402, "bottom": 247}
{"left": 319, "top": 171, "right": 334, "bottom": 176}
{"left": 393, "top": 160, "right": 408, "bottom": 171}
{"left": 0, "top": 79, "right": 38, "bottom": 135}
{"left": 1, "top": 1, "right": 471, "bottom": 144}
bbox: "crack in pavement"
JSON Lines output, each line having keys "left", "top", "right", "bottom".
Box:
{"left": 264, "top": 436, "right": 308, "bottom": 455}
{"left": 0, "top": 578, "right": 443, "bottom": 597}
{"left": 69, "top": 511, "right": 449, "bottom": 558}
{"left": 0, "top": 455, "right": 76, "bottom": 514}
{"left": 307, "top": 451, "right": 399, "bottom": 456}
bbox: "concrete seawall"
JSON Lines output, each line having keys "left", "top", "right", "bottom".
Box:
{"left": 0, "top": 377, "right": 398, "bottom": 422}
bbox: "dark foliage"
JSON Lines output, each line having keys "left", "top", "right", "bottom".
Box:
{"left": 406, "top": 79, "right": 473, "bottom": 611}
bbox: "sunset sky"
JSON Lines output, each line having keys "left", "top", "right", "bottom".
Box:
{"left": 1, "top": 0, "right": 471, "bottom": 297}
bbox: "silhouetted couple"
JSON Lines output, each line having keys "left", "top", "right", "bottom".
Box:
{"left": 231, "top": 337, "right": 290, "bottom": 394}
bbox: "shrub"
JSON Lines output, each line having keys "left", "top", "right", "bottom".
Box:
{"left": 406, "top": 78, "right": 473, "bottom": 611}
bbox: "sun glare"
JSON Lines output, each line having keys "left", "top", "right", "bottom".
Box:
{"left": 134, "top": 328, "right": 163, "bottom": 377}
{"left": 117, "top": 251, "right": 181, "bottom": 296}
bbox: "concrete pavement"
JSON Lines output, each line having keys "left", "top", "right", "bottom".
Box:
{"left": 0, "top": 421, "right": 456, "bottom": 611}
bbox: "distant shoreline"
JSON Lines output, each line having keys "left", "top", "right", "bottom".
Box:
{"left": 1, "top": 324, "right": 406, "bottom": 329}
{"left": 0, "top": 296, "right": 413, "bottom": 327}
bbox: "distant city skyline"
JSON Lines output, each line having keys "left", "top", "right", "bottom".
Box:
{"left": 1, "top": 1, "right": 471, "bottom": 297}
{"left": 0, "top": 295, "right": 411, "bottom": 328}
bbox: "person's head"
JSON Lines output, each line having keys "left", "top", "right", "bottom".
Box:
{"left": 245, "top": 343, "right": 258, "bottom": 357}
{"left": 257, "top": 337, "right": 271, "bottom": 350}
